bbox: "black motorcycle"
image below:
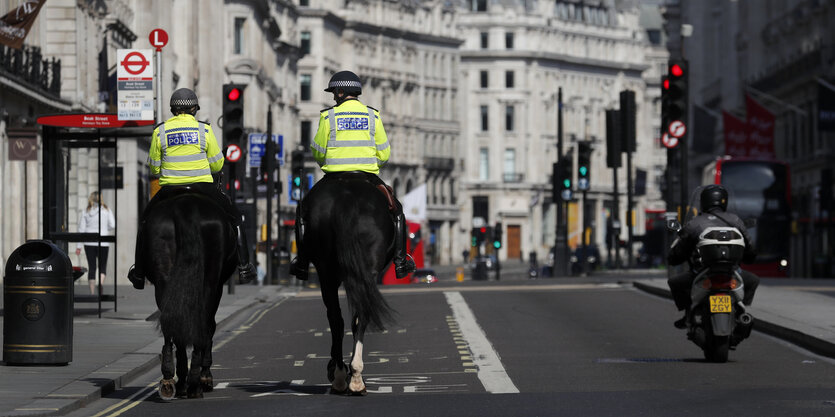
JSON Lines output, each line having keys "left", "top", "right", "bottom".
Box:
{"left": 667, "top": 217, "right": 754, "bottom": 363}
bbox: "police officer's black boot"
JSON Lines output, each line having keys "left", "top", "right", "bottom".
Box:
{"left": 674, "top": 307, "right": 690, "bottom": 329}
{"left": 289, "top": 210, "right": 309, "bottom": 280}
{"left": 394, "top": 213, "right": 416, "bottom": 279}
{"left": 127, "top": 222, "right": 146, "bottom": 290}
{"left": 235, "top": 225, "right": 257, "bottom": 284}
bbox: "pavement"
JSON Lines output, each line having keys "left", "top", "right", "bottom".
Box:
{"left": 2, "top": 267, "right": 835, "bottom": 416}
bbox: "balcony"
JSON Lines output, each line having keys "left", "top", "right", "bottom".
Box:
{"left": 1, "top": 44, "right": 61, "bottom": 97}
{"left": 503, "top": 172, "right": 524, "bottom": 183}
{"left": 424, "top": 156, "right": 454, "bottom": 171}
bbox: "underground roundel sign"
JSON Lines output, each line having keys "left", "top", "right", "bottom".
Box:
{"left": 226, "top": 144, "right": 242, "bottom": 163}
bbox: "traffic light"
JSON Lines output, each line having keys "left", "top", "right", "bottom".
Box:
{"left": 222, "top": 84, "right": 245, "bottom": 145}
{"left": 290, "top": 149, "right": 304, "bottom": 201}
{"left": 664, "top": 60, "right": 688, "bottom": 126}
{"left": 577, "top": 142, "right": 591, "bottom": 191}
{"left": 552, "top": 159, "right": 573, "bottom": 201}
{"left": 492, "top": 222, "right": 503, "bottom": 249}
{"left": 619, "top": 90, "right": 636, "bottom": 153}
{"left": 471, "top": 228, "right": 478, "bottom": 247}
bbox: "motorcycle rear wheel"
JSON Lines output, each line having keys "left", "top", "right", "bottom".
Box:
{"left": 703, "top": 335, "right": 730, "bottom": 363}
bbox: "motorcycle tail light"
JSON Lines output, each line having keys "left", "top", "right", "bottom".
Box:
{"left": 710, "top": 275, "right": 734, "bottom": 289}
{"left": 729, "top": 278, "right": 739, "bottom": 289}
{"left": 701, "top": 279, "right": 711, "bottom": 289}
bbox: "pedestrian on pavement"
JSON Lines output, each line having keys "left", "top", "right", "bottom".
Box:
{"left": 666, "top": 184, "right": 760, "bottom": 329}
{"left": 77, "top": 191, "right": 116, "bottom": 295}
{"left": 289, "top": 70, "right": 416, "bottom": 281}
{"left": 127, "top": 88, "right": 256, "bottom": 290}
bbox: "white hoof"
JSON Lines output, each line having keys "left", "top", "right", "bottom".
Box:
{"left": 349, "top": 374, "right": 366, "bottom": 393}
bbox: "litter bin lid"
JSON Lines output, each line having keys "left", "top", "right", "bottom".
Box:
{"left": 4, "top": 240, "right": 72, "bottom": 278}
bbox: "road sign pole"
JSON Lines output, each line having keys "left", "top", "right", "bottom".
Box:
{"left": 155, "top": 49, "right": 162, "bottom": 123}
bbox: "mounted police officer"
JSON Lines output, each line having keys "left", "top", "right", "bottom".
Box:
{"left": 289, "top": 70, "right": 416, "bottom": 280}
{"left": 127, "top": 88, "right": 256, "bottom": 289}
{"left": 667, "top": 185, "right": 760, "bottom": 328}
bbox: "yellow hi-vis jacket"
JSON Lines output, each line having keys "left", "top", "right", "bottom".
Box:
{"left": 310, "top": 99, "right": 391, "bottom": 174}
{"left": 149, "top": 114, "right": 224, "bottom": 185}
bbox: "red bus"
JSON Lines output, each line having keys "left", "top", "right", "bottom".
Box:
{"left": 381, "top": 221, "right": 425, "bottom": 285}
{"left": 702, "top": 156, "right": 791, "bottom": 277}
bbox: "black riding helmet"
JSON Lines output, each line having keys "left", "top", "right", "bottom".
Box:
{"left": 700, "top": 184, "right": 729, "bottom": 212}
{"left": 170, "top": 88, "right": 200, "bottom": 114}
{"left": 324, "top": 70, "right": 362, "bottom": 96}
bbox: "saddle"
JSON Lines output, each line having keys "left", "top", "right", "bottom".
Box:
{"left": 327, "top": 171, "right": 397, "bottom": 213}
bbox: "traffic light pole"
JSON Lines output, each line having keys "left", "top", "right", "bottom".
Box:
{"left": 554, "top": 87, "right": 570, "bottom": 277}
{"left": 626, "top": 149, "right": 634, "bottom": 268}
{"left": 265, "top": 105, "right": 275, "bottom": 284}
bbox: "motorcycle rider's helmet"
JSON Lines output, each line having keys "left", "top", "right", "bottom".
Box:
{"left": 170, "top": 88, "right": 200, "bottom": 114}
{"left": 324, "top": 70, "right": 362, "bottom": 96}
{"left": 700, "top": 184, "right": 728, "bottom": 212}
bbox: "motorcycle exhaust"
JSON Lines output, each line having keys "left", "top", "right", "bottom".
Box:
{"left": 737, "top": 313, "right": 753, "bottom": 326}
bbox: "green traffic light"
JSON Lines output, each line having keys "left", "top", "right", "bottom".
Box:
{"left": 493, "top": 241, "right": 501, "bottom": 249}
{"left": 471, "top": 237, "right": 477, "bottom": 247}
{"left": 563, "top": 179, "right": 571, "bottom": 188}
{"left": 579, "top": 166, "right": 588, "bottom": 176}
{"left": 293, "top": 176, "right": 301, "bottom": 187}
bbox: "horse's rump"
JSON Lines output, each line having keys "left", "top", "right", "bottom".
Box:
{"left": 303, "top": 174, "right": 396, "bottom": 330}
{"left": 145, "top": 192, "right": 236, "bottom": 346}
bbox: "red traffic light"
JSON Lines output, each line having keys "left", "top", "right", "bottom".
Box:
{"left": 663, "top": 78, "right": 670, "bottom": 90}
{"left": 480, "top": 227, "right": 487, "bottom": 233}
{"left": 670, "top": 64, "right": 684, "bottom": 77}
{"left": 227, "top": 88, "right": 241, "bottom": 101}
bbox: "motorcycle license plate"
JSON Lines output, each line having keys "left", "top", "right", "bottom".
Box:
{"left": 709, "top": 294, "right": 732, "bottom": 313}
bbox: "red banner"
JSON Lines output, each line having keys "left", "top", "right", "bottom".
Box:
{"left": 745, "top": 95, "right": 776, "bottom": 158}
{"left": 723, "top": 111, "right": 748, "bottom": 157}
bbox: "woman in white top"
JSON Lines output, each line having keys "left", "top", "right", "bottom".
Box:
{"left": 76, "top": 191, "right": 116, "bottom": 295}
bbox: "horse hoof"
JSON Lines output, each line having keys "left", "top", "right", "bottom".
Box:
{"left": 187, "top": 390, "right": 204, "bottom": 399}
{"left": 350, "top": 388, "right": 368, "bottom": 396}
{"left": 159, "top": 379, "right": 176, "bottom": 401}
{"left": 200, "top": 376, "right": 214, "bottom": 392}
{"left": 349, "top": 375, "right": 366, "bottom": 394}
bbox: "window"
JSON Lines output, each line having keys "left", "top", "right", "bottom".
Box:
{"left": 646, "top": 29, "right": 661, "bottom": 45}
{"left": 480, "top": 70, "right": 488, "bottom": 88}
{"left": 301, "top": 120, "right": 312, "bottom": 147}
{"left": 299, "top": 0, "right": 309, "bottom": 5}
{"left": 300, "top": 31, "right": 311, "bottom": 55}
{"left": 479, "top": 148, "right": 489, "bottom": 181}
{"left": 480, "top": 32, "right": 488, "bottom": 49}
{"left": 505, "top": 71, "right": 514, "bottom": 88}
{"left": 503, "top": 148, "right": 516, "bottom": 182}
{"left": 505, "top": 32, "right": 514, "bottom": 49}
{"left": 300, "top": 74, "right": 311, "bottom": 101}
{"left": 505, "top": 105, "right": 514, "bottom": 131}
{"left": 472, "top": 0, "right": 487, "bottom": 12}
{"left": 234, "top": 17, "right": 246, "bottom": 54}
{"left": 480, "top": 105, "right": 489, "bottom": 131}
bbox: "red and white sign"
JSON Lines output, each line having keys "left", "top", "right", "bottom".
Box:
{"left": 116, "top": 49, "right": 154, "bottom": 121}
{"left": 668, "top": 120, "right": 687, "bottom": 138}
{"left": 226, "top": 144, "right": 242, "bottom": 163}
{"left": 149, "top": 29, "right": 168, "bottom": 51}
{"left": 37, "top": 114, "right": 155, "bottom": 128}
{"left": 661, "top": 132, "right": 679, "bottom": 149}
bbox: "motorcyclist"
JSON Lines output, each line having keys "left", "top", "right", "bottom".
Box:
{"left": 667, "top": 185, "right": 760, "bottom": 329}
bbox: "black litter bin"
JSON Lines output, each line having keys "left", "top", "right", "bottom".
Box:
{"left": 3, "top": 240, "right": 74, "bottom": 365}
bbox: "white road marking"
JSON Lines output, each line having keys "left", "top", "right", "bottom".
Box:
{"left": 444, "top": 291, "right": 519, "bottom": 394}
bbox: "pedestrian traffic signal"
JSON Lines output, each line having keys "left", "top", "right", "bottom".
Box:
{"left": 290, "top": 149, "right": 304, "bottom": 201}
{"left": 664, "top": 60, "right": 688, "bottom": 126}
{"left": 222, "top": 84, "right": 245, "bottom": 145}
{"left": 493, "top": 222, "right": 503, "bottom": 249}
{"left": 552, "top": 159, "right": 573, "bottom": 201}
{"left": 577, "top": 142, "right": 591, "bottom": 191}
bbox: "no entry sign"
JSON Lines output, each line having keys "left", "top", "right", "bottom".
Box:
{"left": 116, "top": 49, "right": 154, "bottom": 121}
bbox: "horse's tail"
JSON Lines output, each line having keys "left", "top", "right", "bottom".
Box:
{"left": 158, "top": 200, "right": 207, "bottom": 347}
{"left": 337, "top": 214, "right": 395, "bottom": 332}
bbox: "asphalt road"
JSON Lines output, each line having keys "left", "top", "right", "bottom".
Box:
{"left": 69, "top": 278, "right": 835, "bottom": 417}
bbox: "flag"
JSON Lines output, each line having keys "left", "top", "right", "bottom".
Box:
{"left": 818, "top": 80, "right": 835, "bottom": 132}
{"left": 723, "top": 111, "right": 748, "bottom": 157}
{"left": 0, "top": 1, "right": 46, "bottom": 49}
{"left": 401, "top": 184, "right": 427, "bottom": 222}
{"left": 745, "top": 95, "right": 776, "bottom": 158}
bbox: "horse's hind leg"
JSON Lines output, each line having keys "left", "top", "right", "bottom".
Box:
{"left": 349, "top": 315, "right": 369, "bottom": 395}
{"left": 187, "top": 346, "right": 205, "bottom": 398}
{"left": 200, "top": 339, "right": 214, "bottom": 392}
{"left": 158, "top": 338, "right": 176, "bottom": 400}
{"left": 174, "top": 341, "right": 189, "bottom": 397}
{"left": 322, "top": 284, "right": 348, "bottom": 393}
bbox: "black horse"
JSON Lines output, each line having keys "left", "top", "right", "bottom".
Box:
{"left": 300, "top": 173, "right": 397, "bottom": 394}
{"left": 139, "top": 189, "right": 238, "bottom": 399}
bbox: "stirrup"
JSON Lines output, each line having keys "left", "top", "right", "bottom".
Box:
{"left": 127, "top": 265, "right": 145, "bottom": 290}
{"left": 395, "top": 254, "right": 416, "bottom": 279}
{"left": 289, "top": 257, "right": 309, "bottom": 281}
{"left": 237, "top": 263, "right": 256, "bottom": 284}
